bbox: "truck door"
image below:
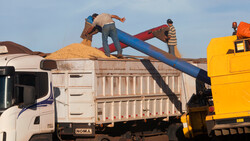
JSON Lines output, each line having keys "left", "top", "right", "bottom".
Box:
{"left": 15, "top": 72, "right": 54, "bottom": 141}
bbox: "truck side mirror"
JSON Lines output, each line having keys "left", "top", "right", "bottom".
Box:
{"left": 23, "top": 85, "right": 36, "bottom": 107}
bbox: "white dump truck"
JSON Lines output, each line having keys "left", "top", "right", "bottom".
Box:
{"left": 0, "top": 42, "right": 206, "bottom": 141}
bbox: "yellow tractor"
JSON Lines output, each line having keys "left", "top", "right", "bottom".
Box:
{"left": 181, "top": 22, "right": 250, "bottom": 139}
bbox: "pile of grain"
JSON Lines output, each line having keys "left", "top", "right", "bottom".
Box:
{"left": 46, "top": 43, "right": 116, "bottom": 59}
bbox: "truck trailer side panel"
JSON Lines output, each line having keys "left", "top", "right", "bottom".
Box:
{"left": 52, "top": 59, "right": 202, "bottom": 126}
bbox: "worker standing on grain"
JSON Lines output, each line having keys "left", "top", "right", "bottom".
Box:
{"left": 85, "top": 13, "right": 125, "bottom": 58}
{"left": 165, "top": 19, "right": 181, "bottom": 57}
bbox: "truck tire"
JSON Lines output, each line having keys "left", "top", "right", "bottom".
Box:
{"left": 99, "top": 138, "right": 110, "bottom": 141}
{"left": 167, "top": 123, "right": 186, "bottom": 141}
{"left": 96, "top": 135, "right": 110, "bottom": 141}
{"left": 29, "top": 133, "right": 53, "bottom": 141}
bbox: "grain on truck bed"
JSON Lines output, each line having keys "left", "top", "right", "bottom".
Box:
{"left": 45, "top": 43, "right": 116, "bottom": 59}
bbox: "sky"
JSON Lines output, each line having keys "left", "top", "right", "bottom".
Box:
{"left": 1, "top": 0, "right": 250, "bottom": 58}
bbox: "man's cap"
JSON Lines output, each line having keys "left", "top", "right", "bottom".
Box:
{"left": 167, "top": 19, "right": 173, "bottom": 24}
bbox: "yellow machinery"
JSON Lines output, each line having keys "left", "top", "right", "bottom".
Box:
{"left": 181, "top": 106, "right": 209, "bottom": 138}
{"left": 182, "top": 33, "right": 250, "bottom": 137}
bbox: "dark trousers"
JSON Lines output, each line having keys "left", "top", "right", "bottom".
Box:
{"left": 168, "top": 45, "right": 175, "bottom": 56}
{"left": 102, "top": 23, "right": 122, "bottom": 57}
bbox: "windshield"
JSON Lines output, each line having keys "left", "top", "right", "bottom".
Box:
{"left": 0, "top": 76, "right": 14, "bottom": 109}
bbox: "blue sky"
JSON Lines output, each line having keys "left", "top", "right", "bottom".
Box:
{"left": 1, "top": 0, "right": 250, "bottom": 58}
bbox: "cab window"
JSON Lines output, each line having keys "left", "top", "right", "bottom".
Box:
{"left": 234, "top": 38, "right": 250, "bottom": 53}
{"left": 15, "top": 72, "right": 48, "bottom": 103}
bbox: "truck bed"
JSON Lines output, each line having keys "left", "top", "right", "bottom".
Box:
{"left": 52, "top": 59, "right": 200, "bottom": 124}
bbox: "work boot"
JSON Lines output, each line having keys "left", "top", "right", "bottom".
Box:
{"left": 117, "top": 54, "right": 124, "bottom": 59}
{"left": 105, "top": 53, "right": 110, "bottom": 57}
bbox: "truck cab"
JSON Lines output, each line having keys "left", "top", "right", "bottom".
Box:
{"left": 0, "top": 46, "right": 57, "bottom": 141}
